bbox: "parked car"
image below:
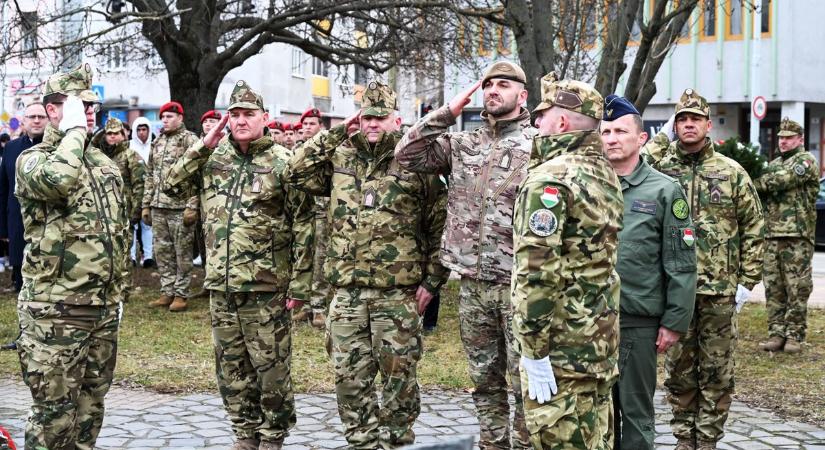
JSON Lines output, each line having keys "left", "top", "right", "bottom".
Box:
{"left": 816, "top": 177, "right": 825, "bottom": 246}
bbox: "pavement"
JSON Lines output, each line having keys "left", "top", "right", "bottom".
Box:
{"left": 1, "top": 378, "right": 825, "bottom": 450}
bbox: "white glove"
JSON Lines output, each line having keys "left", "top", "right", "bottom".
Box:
{"left": 59, "top": 96, "right": 87, "bottom": 132}
{"left": 662, "top": 114, "right": 676, "bottom": 141}
{"left": 520, "top": 356, "right": 558, "bottom": 404}
{"left": 735, "top": 284, "right": 751, "bottom": 312}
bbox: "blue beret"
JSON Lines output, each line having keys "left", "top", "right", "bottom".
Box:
{"left": 603, "top": 94, "right": 640, "bottom": 121}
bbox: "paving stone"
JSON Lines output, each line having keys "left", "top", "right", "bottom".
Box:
{"left": 759, "top": 436, "right": 801, "bottom": 446}
{"left": 193, "top": 427, "right": 230, "bottom": 438}
{"left": 166, "top": 437, "right": 206, "bottom": 447}
{"left": 313, "top": 439, "right": 348, "bottom": 449}
{"left": 417, "top": 415, "right": 460, "bottom": 427}
{"left": 285, "top": 434, "right": 314, "bottom": 444}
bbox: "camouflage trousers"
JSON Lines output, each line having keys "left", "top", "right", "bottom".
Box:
{"left": 519, "top": 372, "right": 614, "bottom": 450}
{"left": 152, "top": 208, "right": 194, "bottom": 298}
{"left": 664, "top": 294, "right": 736, "bottom": 443}
{"left": 302, "top": 210, "right": 331, "bottom": 315}
{"left": 326, "top": 286, "right": 422, "bottom": 449}
{"left": 210, "top": 291, "right": 296, "bottom": 442}
{"left": 458, "top": 277, "right": 529, "bottom": 450}
{"left": 764, "top": 237, "right": 814, "bottom": 342}
{"left": 16, "top": 301, "right": 120, "bottom": 450}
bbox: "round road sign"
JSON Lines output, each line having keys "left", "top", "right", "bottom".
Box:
{"left": 753, "top": 96, "right": 767, "bottom": 121}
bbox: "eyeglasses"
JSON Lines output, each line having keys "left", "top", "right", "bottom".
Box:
{"left": 24, "top": 115, "right": 47, "bottom": 120}
{"left": 84, "top": 102, "right": 101, "bottom": 113}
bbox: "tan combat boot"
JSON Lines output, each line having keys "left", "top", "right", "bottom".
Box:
{"left": 674, "top": 438, "right": 695, "bottom": 450}
{"left": 258, "top": 439, "right": 283, "bottom": 450}
{"left": 230, "top": 438, "right": 259, "bottom": 450}
{"left": 168, "top": 296, "right": 188, "bottom": 312}
{"left": 783, "top": 338, "right": 802, "bottom": 353}
{"left": 696, "top": 439, "right": 717, "bottom": 450}
{"left": 292, "top": 309, "right": 309, "bottom": 322}
{"left": 311, "top": 311, "right": 326, "bottom": 329}
{"left": 759, "top": 336, "right": 785, "bottom": 352}
{"left": 149, "top": 294, "right": 173, "bottom": 308}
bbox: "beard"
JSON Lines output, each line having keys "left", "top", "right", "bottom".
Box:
{"left": 485, "top": 96, "right": 519, "bottom": 118}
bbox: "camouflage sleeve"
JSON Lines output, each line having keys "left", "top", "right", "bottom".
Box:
{"left": 735, "top": 172, "right": 766, "bottom": 290}
{"left": 16, "top": 128, "right": 86, "bottom": 203}
{"left": 510, "top": 177, "right": 568, "bottom": 360}
{"left": 183, "top": 132, "right": 201, "bottom": 210}
{"left": 141, "top": 144, "right": 156, "bottom": 208}
{"left": 284, "top": 124, "right": 346, "bottom": 195}
{"left": 129, "top": 149, "right": 146, "bottom": 220}
{"left": 419, "top": 174, "right": 449, "bottom": 294}
{"left": 640, "top": 132, "right": 671, "bottom": 166}
{"left": 163, "top": 139, "right": 212, "bottom": 199}
{"left": 753, "top": 155, "right": 818, "bottom": 194}
{"left": 394, "top": 105, "right": 455, "bottom": 174}
{"left": 660, "top": 184, "right": 697, "bottom": 334}
{"left": 284, "top": 179, "right": 316, "bottom": 301}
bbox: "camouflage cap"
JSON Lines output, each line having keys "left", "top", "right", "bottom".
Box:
{"left": 533, "top": 72, "right": 603, "bottom": 120}
{"left": 44, "top": 63, "right": 99, "bottom": 102}
{"left": 481, "top": 61, "right": 526, "bottom": 86}
{"left": 104, "top": 118, "right": 124, "bottom": 134}
{"left": 777, "top": 116, "right": 803, "bottom": 137}
{"left": 361, "top": 80, "right": 397, "bottom": 117}
{"left": 228, "top": 80, "right": 264, "bottom": 111}
{"left": 675, "top": 88, "right": 710, "bottom": 117}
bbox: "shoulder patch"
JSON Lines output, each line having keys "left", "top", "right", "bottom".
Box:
{"left": 23, "top": 154, "right": 41, "bottom": 174}
{"left": 672, "top": 198, "right": 690, "bottom": 220}
{"left": 540, "top": 185, "right": 560, "bottom": 208}
{"left": 529, "top": 209, "right": 558, "bottom": 237}
{"left": 794, "top": 164, "right": 805, "bottom": 176}
{"left": 682, "top": 228, "right": 695, "bottom": 246}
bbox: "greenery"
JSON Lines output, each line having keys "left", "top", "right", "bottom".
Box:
{"left": 1, "top": 281, "right": 823, "bottom": 426}
{"left": 715, "top": 137, "right": 768, "bottom": 180}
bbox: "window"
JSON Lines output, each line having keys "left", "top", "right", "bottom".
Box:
{"left": 496, "top": 26, "right": 512, "bottom": 56}
{"left": 457, "top": 20, "right": 474, "bottom": 56}
{"left": 727, "top": 0, "right": 743, "bottom": 38}
{"left": 354, "top": 65, "right": 369, "bottom": 86}
{"left": 312, "top": 57, "right": 328, "bottom": 77}
{"left": 760, "top": 0, "right": 771, "bottom": 35}
{"left": 291, "top": 47, "right": 306, "bottom": 78}
{"left": 477, "top": 20, "right": 491, "bottom": 56}
{"left": 104, "top": 43, "right": 126, "bottom": 70}
{"left": 701, "top": 0, "right": 716, "bottom": 40}
{"left": 20, "top": 11, "right": 37, "bottom": 53}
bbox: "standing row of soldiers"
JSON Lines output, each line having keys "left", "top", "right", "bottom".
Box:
{"left": 12, "top": 60, "right": 816, "bottom": 450}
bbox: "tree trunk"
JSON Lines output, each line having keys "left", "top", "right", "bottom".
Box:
{"left": 163, "top": 58, "right": 223, "bottom": 134}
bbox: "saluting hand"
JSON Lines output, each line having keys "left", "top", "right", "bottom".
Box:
{"left": 343, "top": 111, "right": 361, "bottom": 136}
{"left": 202, "top": 114, "right": 229, "bottom": 149}
{"left": 447, "top": 80, "right": 482, "bottom": 118}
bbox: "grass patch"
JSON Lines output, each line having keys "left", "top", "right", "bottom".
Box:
{"left": 1, "top": 280, "right": 822, "bottom": 426}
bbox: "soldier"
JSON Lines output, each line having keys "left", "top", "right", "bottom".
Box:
{"left": 293, "top": 122, "right": 305, "bottom": 147}
{"left": 293, "top": 107, "right": 330, "bottom": 328}
{"left": 163, "top": 81, "right": 314, "bottom": 450}
{"left": 648, "top": 89, "right": 764, "bottom": 450}
{"left": 201, "top": 109, "right": 222, "bottom": 136}
{"left": 510, "top": 73, "right": 622, "bottom": 449}
{"left": 755, "top": 117, "right": 818, "bottom": 354}
{"left": 15, "top": 63, "right": 130, "bottom": 450}
{"left": 282, "top": 123, "right": 296, "bottom": 149}
{"left": 601, "top": 95, "right": 697, "bottom": 450}
{"left": 286, "top": 80, "right": 448, "bottom": 449}
{"left": 141, "top": 101, "right": 199, "bottom": 312}
{"left": 268, "top": 121, "right": 285, "bottom": 144}
{"left": 395, "top": 61, "right": 534, "bottom": 450}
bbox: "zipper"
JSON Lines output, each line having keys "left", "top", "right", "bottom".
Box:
{"left": 223, "top": 155, "right": 250, "bottom": 291}
{"left": 491, "top": 161, "right": 526, "bottom": 200}
{"left": 690, "top": 158, "right": 699, "bottom": 221}
{"left": 475, "top": 138, "right": 501, "bottom": 276}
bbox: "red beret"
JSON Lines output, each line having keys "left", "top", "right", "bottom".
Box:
{"left": 300, "top": 108, "right": 322, "bottom": 124}
{"left": 159, "top": 101, "right": 184, "bottom": 116}
{"left": 293, "top": 122, "right": 302, "bottom": 131}
{"left": 200, "top": 110, "right": 221, "bottom": 123}
{"left": 267, "top": 120, "right": 283, "bottom": 131}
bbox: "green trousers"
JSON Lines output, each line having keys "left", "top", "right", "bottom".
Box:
{"left": 613, "top": 326, "right": 658, "bottom": 450}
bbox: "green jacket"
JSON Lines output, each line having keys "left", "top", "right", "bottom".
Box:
{"left": 15, "top": 124, "right": 130, "bottom": 306}
{"left": 754, "top": 146, "right": 819, "bottom": 243}
{"left": 142, "top": 124, "right": 199, "bottom": 210}
{"left": 92, "top": 132, "right": 146, "bottom": 222}
{"left": 617, "top": 157, "right": 696, "bottom": 332}
{"left": 652, "top": 138, "right": 765, "bottom": 295}
{"left": 511, "top": 129, "right": 623, "bottom": 380}
{"left": 286, "top": 124, "right": 448, "bottom": 293}
{"left": 162, "top": 134, "right": 314, "bottom": 298}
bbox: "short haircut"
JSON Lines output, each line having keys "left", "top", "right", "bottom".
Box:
{"left": 26, "top": 101, "right": 45, "bottom": 109}
{"left": 562, "top": 109, "right": 600, "bottom": 131}
{"left": 42, "top": 93, "right": 67, "bottom": 106}
{"left": 631, "top": 114, "right": 644, "bottom": 132}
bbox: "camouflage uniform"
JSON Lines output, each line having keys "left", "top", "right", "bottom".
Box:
{"left": 510, "top": 74, "right": 622, "bottom": 450}
{"left": 163, "top": 81, "right": 314, "bottom": 444}
{"left": 142, "top": 119, "right": 199, "bottom": 299}
{"left": 754, "top": 118, "right": 818, "bottom": 343}
{"left": 395, "top": 61, "right": 535, "bottom": 450}
{"left": 286, "top": 81, "right": 448, "bottom": 449}
{"left": 14, "top": 64, "right": 129, "bottom": 450}
{"left": 649, "top": 89, "right": 765, "bottom": 445}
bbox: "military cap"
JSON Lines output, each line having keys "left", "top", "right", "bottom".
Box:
{"left": 200, "top": 110, "right": 222, "bottom": 123}
{"left": 44, "top": 63, "right": 99, "bottom": 102}
{"left": 104, "top": 117, "right": 124, "bottom": 134}
{"left": 282, "top": 123, "right": 295, "bottom": 132}
{"left": 267, "top": 120, "right": 283, "bottom": 131}
{"left": 300, "top": 108, "right": 322, "bottom": 124}
{"left": 481, "top": 61, "right": 526, "bottom": 86}
{"left": 159, "top": 101, "right": 184, "bottom": 116}
{"left": 533, "top": 71, "right": 604, "bottom": 120}
{"left": 674, "top": 88, "right": 710, "bottom": 117}
{"left": 777, "top": 116, "right": 803, "bottom": 137}
{"left": 603, "top": 95, "right": 640, "bottom": 121}
{"left": 228, "top": 80, "right": 264, "bottom": 111}
{"left": 293, "top": 122, "right": 302, "bottom": 131}
{"left": 361, "top": 80, "right": 397, "bottom": 117}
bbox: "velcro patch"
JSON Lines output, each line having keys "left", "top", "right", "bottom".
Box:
{"left": 631, "top": 199, "right": 657, "bottom": 215}
{"left": 529, "top": 209, "right": 558, "bottom": 237}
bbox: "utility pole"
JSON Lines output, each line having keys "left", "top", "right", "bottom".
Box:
{"left": 61, "top": 0, "right": 83, "bottom": 69}
{"left": 749, "top": 2, "right": 763, "bottom": 151}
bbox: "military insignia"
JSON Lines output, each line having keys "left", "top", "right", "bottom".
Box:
{"left": 709, "top": 185, "right": 722, "bottom": 204}
{"left": 682, "top": 228, "right": 695, "bottom": 246}
{"left": 499, "top": 150, "right": 511, "bottom": 169}
{"left": 23, "top": 154, "right": 40, "bottom": 174}
{"left": 368, "top": 81, "right": 378, "bottom": 90}
{"left": 804, "top": 159, "right": 812, "bottom": 168}
{"left": 672, "top": 198, "right": 689, "bottom": 220}
{"left": 631, "top": 199, "right": 657, "bottom": 215}
{"left": 528, "top": 209, "right": 558, "bottom": 237}
{"left": 606, "top": 108, "right": 613, "bottom": 118}
{"left": 794, "top": 164, "right": 805, "bottom": 176}
{"left": 236, "top": 80, "right": 244, "bottom": 87}
{"left": 685, "top": 88, "right": 694, "bottom": 95}
{"left": 251, "top": 176, "right": 262, "bottom": 193}
{"left": 540, "top": 186, "right": 560, "bottom": 208}
{"left": 363, "top": 187, "right": 376, "bottom": 208}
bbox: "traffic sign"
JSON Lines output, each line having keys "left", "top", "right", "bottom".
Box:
{"left": 752, "top": 96, "right": 767, "bottom": 121}
{"left": 92, "top": 84, "right": 105, "bottom": 101}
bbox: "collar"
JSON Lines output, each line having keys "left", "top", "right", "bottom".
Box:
{"left": 42, "top": 123, "right": 65, "bottom": 146}
{"left": 349, "top": 130, "right": 400, "bottom": 163}
{"left": 228, "top": 132, "right": 274, "bottom": 156}
{"left": 621, "top": 156, "right": 651, "bottom": 188}
{"left": 675, "top": 137, "right": 714, "bottom": 162}
{"left": 781, "top": 145, "right": 804, "bottom": 160}
{"left": 162, "top": 123, "right": 185, "bottom": 137}
{"left": 482, "top": 107, "right": 531, "bottom": 137}
{"left": 531, "top": 129, "right": 603, "bottom": 166}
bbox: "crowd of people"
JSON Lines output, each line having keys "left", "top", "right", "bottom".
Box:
{"left": 1, "top": 59, "right": 817, "bottom": 450}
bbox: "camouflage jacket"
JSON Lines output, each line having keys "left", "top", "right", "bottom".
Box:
{"left": 163, "top": 134, "right": 314, "bottom": 298}
{"left": 15, "top": 124, "right": 130, "bottom": 306}
{"left": 142, "top": 124, "right": 199, "bottom": 210}
{"left": 754, "top": 146, "right": 819, "bottom": 242}
{"left": 511, "top": 129, "right": 623, "bottom": 380}
{"left": 652, "top": 138, "right": 765, "bottom": 295}
{"left": 395, "top": 105, "right": 537, "bottom": 285}
{"left": 286, "top": 124, "right": 448, "bottom": 293}
{"left": 92, "top": 131, "right": 146, "bottom": 221}
{"left": 641, "top": 131, "right": 671, "bottom": 165}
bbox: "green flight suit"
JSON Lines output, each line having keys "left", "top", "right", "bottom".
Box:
{"left": 612, "top": 157, "right": 696, "bottom": 450}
